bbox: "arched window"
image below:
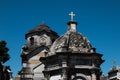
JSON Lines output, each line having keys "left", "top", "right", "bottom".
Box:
{"left": 30, "top": 37, "right": 34, "bottom": 45}
{"left": 72, "top": 75, "right": 89, "bottom": 80}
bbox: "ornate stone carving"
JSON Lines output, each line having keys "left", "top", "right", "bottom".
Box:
{"left": 39, "top": 35, "right": 47, "bottom": 46}
{"left": 50, "top": 32, "right": 92, "bottom": 54}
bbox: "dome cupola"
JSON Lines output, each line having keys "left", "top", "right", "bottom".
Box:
{"left": 48, "top": 12, "right": 94, "bottom": 56}
{"left": 22, "top": 23, "right": 59, "bottom": 54}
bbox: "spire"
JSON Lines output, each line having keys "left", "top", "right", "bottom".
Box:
{"left": 67, "top": 11, "right": 77, "bottom": 32}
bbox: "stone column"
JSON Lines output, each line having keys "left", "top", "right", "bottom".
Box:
{"left": 44, "top": 73, "right": 50, "bottom": 80}
{"left": 91, "top": 71, "right": 96, "bottom": 80}
{"left": 62, "top": 69, "right": 67, "bottom": 80}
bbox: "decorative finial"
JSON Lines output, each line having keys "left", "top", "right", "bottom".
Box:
{"left": 69, "top": 11, "right": 75, "bottom": 21}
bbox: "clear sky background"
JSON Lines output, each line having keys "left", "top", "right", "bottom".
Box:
{"left": 0, "top": 0, "right": 120, "bottom": 77}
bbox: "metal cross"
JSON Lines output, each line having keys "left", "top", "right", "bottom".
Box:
{"left": 69, "top": 11, "right": 75, "bottom": 21}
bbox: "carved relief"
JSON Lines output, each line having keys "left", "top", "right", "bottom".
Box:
{"left": 39, "top": 35, "right": 47, "bottom": 46}
{"left": 50, "top": 32, "right": 92, "bottom": 53}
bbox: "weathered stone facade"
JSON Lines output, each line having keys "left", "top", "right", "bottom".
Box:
{"left": 41, "top": 12, "right": 104, "bottom": 80}
{"left": 17, "top": 12, "right": 104, "bottom": 80}
{"left": 18, "top": 23, "right": 59, "bottom": 80}
{"left": 108, "top": 66, "right": 120, "bottom": 80}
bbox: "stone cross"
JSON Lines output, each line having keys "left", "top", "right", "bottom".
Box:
{"left": 69, "top": 11, "right": 75, "bottom": 21}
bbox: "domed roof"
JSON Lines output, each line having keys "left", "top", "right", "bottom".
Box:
{"left": 48, "top": 21, "right": 93, "bottom": 56}
{"left": 25, "top": 23, "right": 59, "bottom": 39}
{"left": 28, "top": 23, "right": 52, "bottom": 33}
{"left": 50, "top": 31, "right": 92, "bottom": 53}
{"left": 108, "top": 66, "right": 120, "bottom": 74}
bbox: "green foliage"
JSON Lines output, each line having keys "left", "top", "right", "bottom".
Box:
{"left": 0, "top": 40, "right": 10, "bottom": 63}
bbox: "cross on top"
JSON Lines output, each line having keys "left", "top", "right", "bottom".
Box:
{"left": 69, "top": 11, "right": 75, "bottom": 21}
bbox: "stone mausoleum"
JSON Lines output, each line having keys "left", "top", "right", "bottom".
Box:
{"left": 16, "top": 12, "right": 104, "bottom": 80}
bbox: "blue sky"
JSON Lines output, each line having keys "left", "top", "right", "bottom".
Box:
{"left": 0, "top": 0, "right": 120, "bottom": 77}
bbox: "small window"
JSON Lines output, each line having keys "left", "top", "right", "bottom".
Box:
{"left": 30, "top": 37, "right": 34, "bottom": 45}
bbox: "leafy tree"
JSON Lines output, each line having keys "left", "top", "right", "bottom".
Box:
{"left": 0, "top": 40, "right": 10, "bottom": 63}
{"left": 0, "top": 41, "right": 12, "bottom": 80}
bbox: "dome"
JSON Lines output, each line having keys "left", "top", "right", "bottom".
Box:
{"left": 28, "top": 23, "right": 51, "bottom": 33}
{"left": 50, "top": 31, "right": 92, "bottom": 53}
{"left": 25, "top": 23, "right": 59, "bottom": 39}
{"left": 48, "top": 20, "right": 93, "bottom": 56}
{"left": 109, "top": 66, "right": 120, "bottom": 73}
